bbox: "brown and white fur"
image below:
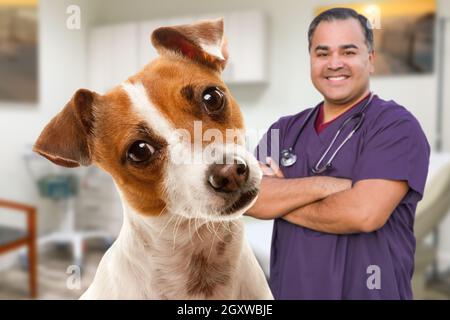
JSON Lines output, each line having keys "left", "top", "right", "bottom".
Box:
{"left": 33, "top": 19, "right": 273, "bottom": 299}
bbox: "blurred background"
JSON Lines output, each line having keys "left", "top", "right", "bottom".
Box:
{"left": 0, "top": 0, "right": 450, "bottom": 299}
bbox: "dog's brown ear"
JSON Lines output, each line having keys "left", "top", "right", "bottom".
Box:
{"left": 33, "top": 89, "right": 97, "bottom": 168}
{"left": 151, "top": 18, "right": 228, "bottom": 71}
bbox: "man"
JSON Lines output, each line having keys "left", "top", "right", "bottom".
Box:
{"left": 247, "top": 8, "right": 430, "bottom": 299}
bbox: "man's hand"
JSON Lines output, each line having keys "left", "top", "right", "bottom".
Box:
{"left": 259, "top": 157, "right": 285, "bottom": 178}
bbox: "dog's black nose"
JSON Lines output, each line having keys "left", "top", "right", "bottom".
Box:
{"left": 207, "top": 157, "right": 249, "bottom": 193}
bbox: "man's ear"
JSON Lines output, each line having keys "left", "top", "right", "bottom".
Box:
{"left": 33, "top": 89, "right": 97, "bottom": 168}
{"left": 151, "top": 18, "right": 228, "bottom": 71}
{"left": 369, "top": 50, "right": 375, "bottom": 74}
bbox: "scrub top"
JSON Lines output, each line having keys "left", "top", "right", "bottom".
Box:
{"left": 256, "top": 94, "right": 430, "bottom": 300}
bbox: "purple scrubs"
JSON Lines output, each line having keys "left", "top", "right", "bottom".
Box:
{"left": 256, "top": 94, "right": 430, "bottom": 300}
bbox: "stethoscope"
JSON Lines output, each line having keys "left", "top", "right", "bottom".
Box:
{"left": 280, "top": 93, "right": 374, "bottom": 174}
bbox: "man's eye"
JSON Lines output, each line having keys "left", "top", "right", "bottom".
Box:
{"left": 344, "top": 51, "right": 356, "bottom": 56}
{"left": 127, "top": 141, "right": 155, "bottom": 163}
{"left": 317, "top": 52, "right": 328, "bottom": 57}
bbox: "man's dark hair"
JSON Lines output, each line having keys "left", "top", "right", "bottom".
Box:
{"left": 308, "top": 7, "right": 374, "bottom": 53}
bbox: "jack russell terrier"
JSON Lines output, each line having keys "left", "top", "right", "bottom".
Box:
{"left": 33, "top": 18, "right": 273, "bottom": 300}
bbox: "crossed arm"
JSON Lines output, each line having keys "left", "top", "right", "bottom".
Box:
{"left": 246, "top": 160, "right": 409, "bottom": 234}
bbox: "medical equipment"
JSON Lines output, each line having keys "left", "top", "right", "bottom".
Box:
{"left": 23, "top": 148, "right": 113, "bottom": 267}
{"left": 280, "top": 93, "right": 374, "bottom": 173}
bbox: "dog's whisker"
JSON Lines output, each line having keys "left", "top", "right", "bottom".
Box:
{"left": 228, "top": 220, "right": 241, "bottom": 236}
{"left": 187, "top": 217, "right": 194, "bottom": 245}
{"left": 210, "top": 220, "right": 224, "bottom": 243}
{"left": 220, "top": 221, "right": 231, "bottom": 238}
{"left": 224, "top": 221, "right": 238, "bottom": 236}
{"left": 193, "top": 211, "right": 199, "bottom": 238}
{"left": 156, "top": 204, "right": 167, "bottom": 217}
{"left": 221, "top": 220, "right": 229, "bottom": 232}
{"left": 205, "top": 219, "right": 214, "bottom": 235}
{"left": 206, "top": 229, "right": 216, "bottom": 263}
{"left": 172, "top": 216, "right": 182, "bottom": 251}
{"left": 206, "top": 216, "right": 220, "bottom": 245}
{"left": 217, "top": 221, "right": 225, "bottom": 240}
{"left": 230, "top": 219, "right": 239, "bottom": 229}
{"left": 194, "top": 212, "right": 204, "bottom": 242}
{"left": 172, "top": 214, "right": 184, "bottom": 251}
{"left": 157, "top": 213, "right": 176, "bottom": 240}
{"left": 209, "top": 220, "right": 220, "bottom": 241}
{"left": 170, "top": 216, "right": 177, "bottom": 249}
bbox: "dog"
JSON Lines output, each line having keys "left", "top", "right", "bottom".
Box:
{"left": 33, "top": 18, "right": 273, "bottom": 300}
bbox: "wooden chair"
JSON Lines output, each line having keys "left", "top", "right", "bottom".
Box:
{"left": 0, "top": 199, "right": 37, "bottom": 298}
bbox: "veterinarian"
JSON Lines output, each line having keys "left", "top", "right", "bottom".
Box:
{"left": 246, "top": 8, "right": 430, "bottom": 299}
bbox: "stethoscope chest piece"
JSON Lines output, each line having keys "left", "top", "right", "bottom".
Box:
{"left": 280, "top": 148, "right": 297, "bottom": 167}
{"left": 279, "top": 93, "right": 374, "bottom": 172}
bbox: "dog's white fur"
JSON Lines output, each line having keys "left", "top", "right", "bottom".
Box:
{"left": 80, "top": 196, "right": 272, "bottom": 299}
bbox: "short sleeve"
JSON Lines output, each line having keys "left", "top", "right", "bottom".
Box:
{"left": 254, "top": 118, "right": 284, "bottom": 165}
{"left": 353, "top": 113, "right": 430, "bottom": 201}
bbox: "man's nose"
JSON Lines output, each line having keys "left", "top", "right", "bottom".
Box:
{"left": 207, "top": 157, "right": 249, "bottom": 193}
{"left": 327, "top": 53, "right": 344, "bottom": 70}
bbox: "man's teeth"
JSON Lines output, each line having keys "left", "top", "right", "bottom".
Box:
{"left": 327, "top": 76, "right": 348, "bottom": 81}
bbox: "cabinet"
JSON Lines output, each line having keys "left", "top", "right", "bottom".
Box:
{"left": 138, "top": 18, "right": 166, "bottom": 69}
{"left": 223, "top": 11, "right": 268, "bottom": 84}
{"left": 88, "top": 11, "right": 268, "bottom": 92}
{"left": 76, "top": 169, "right": 123, "bottom": 236}
{"left": 88, "top": 23, "right": 139, "bottom": 93}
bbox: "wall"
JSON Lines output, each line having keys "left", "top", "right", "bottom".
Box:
{"left": 0, "top": 0, "right": 97, "bottom": 269}
{"left": 441, "top": 0, "right": 450, "bottom": 153}
{"left": 92, "top": 0, "right": 441, "bottom": 150}
{"left": 436, "top": 0, "right": 450, "bottom": 272}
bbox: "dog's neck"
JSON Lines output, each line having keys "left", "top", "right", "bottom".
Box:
{"left": 111, "top": 199, "right": 244, "bottom": 299}
{"left": 119, "top": 202, "right": 243, "bottom": 254}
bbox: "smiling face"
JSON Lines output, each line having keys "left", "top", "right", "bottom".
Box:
{"left": 33, "top": 19, "right": 262, "bottom": 222}
{"left": 310, "top": 18, "right": 375, "bottom": 106}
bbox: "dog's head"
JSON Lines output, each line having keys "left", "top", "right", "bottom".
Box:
{"left": 34, "top": 19, "right": 261, "bottom": 221}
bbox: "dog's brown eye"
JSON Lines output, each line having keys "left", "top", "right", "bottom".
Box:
{"left": 202, "top": 87, "right": 225, "bottom": 114}
{"left": 127, "top": 141, "right": 155, "bottom": 163}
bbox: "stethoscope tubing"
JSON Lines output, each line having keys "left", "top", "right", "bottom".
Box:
{"left": 281, "top": 93, "right": 374, "bottom": 171}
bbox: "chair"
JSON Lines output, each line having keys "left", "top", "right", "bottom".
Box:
{"left": 0, "top": 199, "right": 37, "bottom": 298}
{"left": 24, "top": 150, "right": 113, "bottom": 268}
